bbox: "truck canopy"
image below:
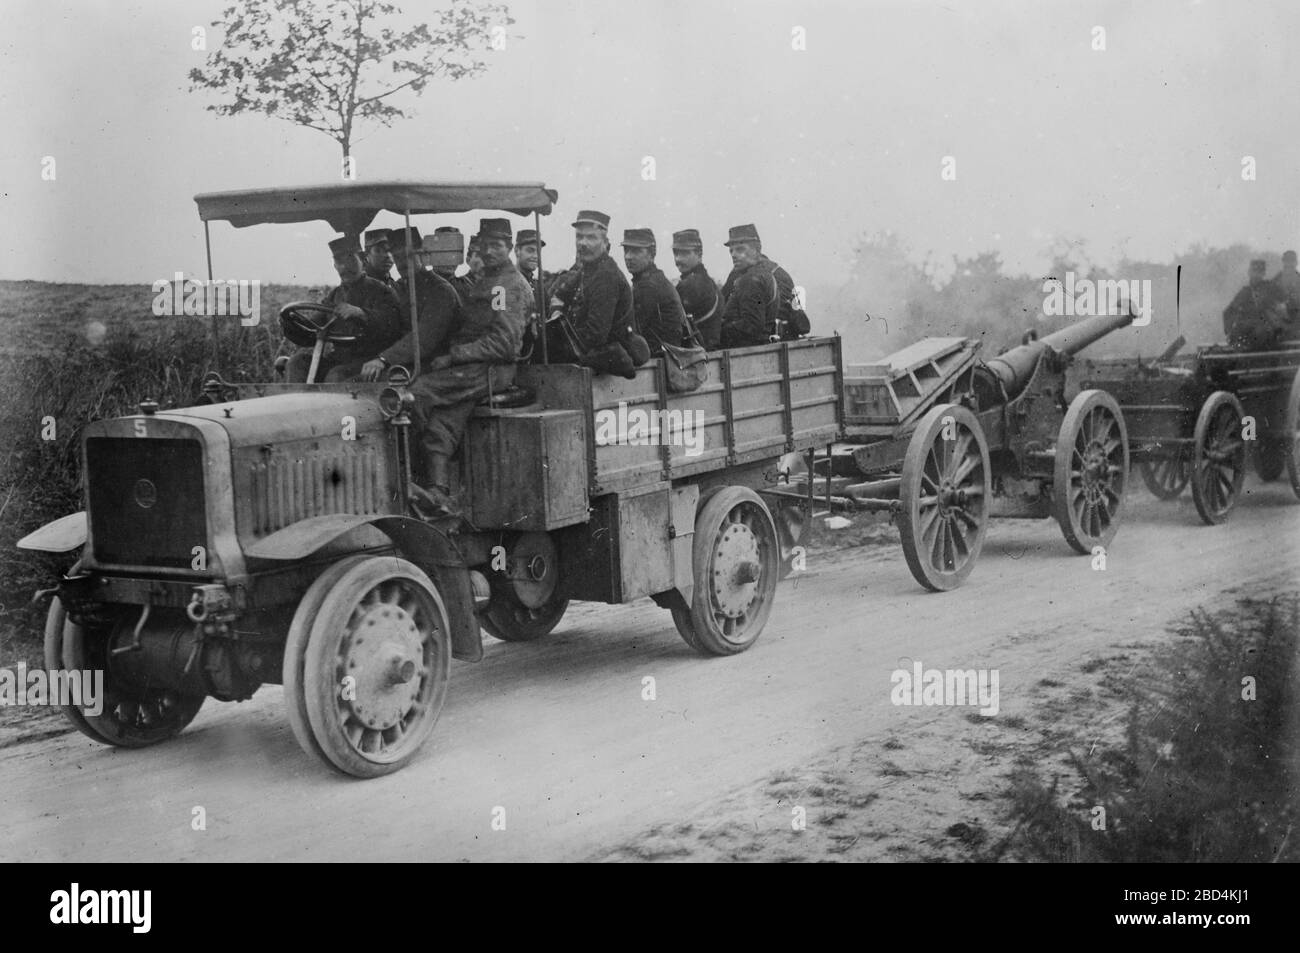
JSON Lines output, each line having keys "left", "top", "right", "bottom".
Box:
{"left": 194, "top": 180, "right": 558, "bottom": 233}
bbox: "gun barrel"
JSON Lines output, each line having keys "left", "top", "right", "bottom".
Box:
{"left": 986, "top": 310, "right": 1135, "bottom": 398}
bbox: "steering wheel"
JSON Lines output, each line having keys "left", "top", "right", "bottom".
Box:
{"left": 279, "top": 301, "right": 363, "bottom": 349}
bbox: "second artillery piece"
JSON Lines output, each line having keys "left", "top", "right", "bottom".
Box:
{"left": 766, "top": 310, "right": 1133, "bottom": 591}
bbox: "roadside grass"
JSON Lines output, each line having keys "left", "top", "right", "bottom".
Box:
{"left": 987, "top": 595, "right": 1299, "bottom": 863}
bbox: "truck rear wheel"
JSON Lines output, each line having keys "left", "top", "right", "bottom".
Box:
{"left": 292, "top": 556, "right": 451, "bottom": 778}
{"left": 1053, "top": 390, "right": 1129, "bottom": 553}
{"left": 671, "top": 486, "right": 778, "bottom": 656}
{"left": 1191, "top": 391, "right": 1246, "bottom": 525}
{"left": 44, "top": 596, "right": 204, "bottom": 748}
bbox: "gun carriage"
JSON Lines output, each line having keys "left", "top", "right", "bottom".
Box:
{"left": 1076, "top": 340, "right": 1300, "bottom": 524}
{"left": 18, "top": 181, "right": 841, "bottom": 778}
{"left": 764, "top": 311, "right": 1133, "bottom": 591}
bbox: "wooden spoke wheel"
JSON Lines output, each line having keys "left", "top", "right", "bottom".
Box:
{"left": 898, "top": 404, "right": 990, "bottom": 591}
{"left": 1138, "top": 453, "right": 1190, "bottom": 499}
{"left": 1253, "top": 438, "right": 1287, "bottom": 482}
{"left": 44, "top": 596, "right": 204, "bottom": 748}
{"left": 290, "top": 556, "right": 451, "bottom": 778}
{"left": 1285, "top": 367, "right": 1300, "bottom": 501}
{"left": 480, "top": 531, "right": 569, "bottom": 642}
{"left": 1053, "top": 390, "right": 1129, "bottom": 554}
{"left": 1190, "top": 391, "right": 1247, "bottom": 525}
{"left": 671, "top": 486, "right": 779, "bottom": 656}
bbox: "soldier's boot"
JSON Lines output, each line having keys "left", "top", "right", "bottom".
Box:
{"left": 409, "top": 452, "right": 461, "bottom": 520}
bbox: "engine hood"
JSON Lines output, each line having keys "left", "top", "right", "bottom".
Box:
{"left": 158, "top": 392, "right": 387, "bottom": 449}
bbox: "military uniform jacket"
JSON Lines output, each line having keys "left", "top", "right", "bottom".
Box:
{"left": 381, "top": 269, "right": 463, "bottom": 369}
{"left": 1223, "top": 281, "right": 1287, "bottom": 348}
{"left": 676, "top": 264, "right": 721, "bottom": 349}
{"left": 719, "top": 256, "right": 779, "bottom": 348}
{"left": 557, "top": 252, "right": 634, "bottom": 355}
{"left": 631, "top": 264, "right": 689, "bottom": 355}
{"left": 447, "top": 260, "right": 531, "bottom": 366}
{"left": 321, "top": 276, "right": 403, "bottom": 360}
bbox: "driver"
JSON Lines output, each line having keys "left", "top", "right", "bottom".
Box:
{"left": 284, "top": 235, "right": 403, "bottom": 383}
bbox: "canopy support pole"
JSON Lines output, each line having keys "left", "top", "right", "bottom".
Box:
{"left": 204, "top": 220, "right": 216, "bottom": 369}
{"left": 404, "top": 208, "right": 420, "bottom": 382}
{"left": 535, "top": 210, "right": 548, "bottom": 364}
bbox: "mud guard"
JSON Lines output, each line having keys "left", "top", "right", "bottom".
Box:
{"left": 246, "top": 514, "right": 482, "bottom": 662}
{"left": 16, "top": 512, "right": 87, "bottom": 553}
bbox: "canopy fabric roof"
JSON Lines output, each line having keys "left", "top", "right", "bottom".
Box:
{"left": 194, "top": 180, "right": 558, "bottom": 233}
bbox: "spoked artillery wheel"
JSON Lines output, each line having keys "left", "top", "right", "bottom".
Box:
{"left": 1053, "top": 390, "right": 1129, "bottom": 553}
{"left": 671, "top": 487, "right": 780, "bottom": 656}
{"left": 1285, "top": 366, "right": 1300, "bottom": 500}
{"left": 44, "top": 595, "right": 205, "bottom": 747}
{"left": 1190, "top": 391, "right": 1247, "bottom": 525}
{"left": 1138, "top": 453, "right": 1190, "bottom": 499}
{"left": 284, "top": 555, "right": 450, "bottom": 778}
{"left": 898, "top": 404, "right": 991, "bottom": 592}
{"left": 480, "top": 531, "right": 569, "bottom": 642}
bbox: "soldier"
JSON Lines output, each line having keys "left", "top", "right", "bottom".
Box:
{"left": 672, "top": 228, "right": 722, "bottom": 349}
{"left": 546, "top": 210, "right": 635, "bottom": 364}
{"left": 1272, "top": 250, "right": 1300, "bottom": 335}
{"left": 360, "top": 226, "right": 462, "bottom": 382}
{"left": 1223, "top": 259, "right": 1288, "bottom": 349}
{"left": 514, "top": 228, "right": 549, "bottom": 283}
{"left": 719, "top": 224, "right": 782, "bottom": 348}
{"left": 424, "top": 226, "right": 466, "bottom": 283}
{"left": 285, "top": 235, "right": 403, "bottom": 382}
{"left": 363, "top": 228, "right": 396, "bottom": 287}
{"left": 622, "top": 227, "right": 688, "bottom": 357}
{"left": 407, "top": 218, "right": 532, "bottom": 518}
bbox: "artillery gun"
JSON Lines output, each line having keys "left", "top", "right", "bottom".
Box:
{"left": 767, "top": 310, "right": 1133, "bottom": 591}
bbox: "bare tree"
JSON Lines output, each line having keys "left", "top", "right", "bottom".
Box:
{"left": 189, "top": 0, "right": 513, "bottom": 174}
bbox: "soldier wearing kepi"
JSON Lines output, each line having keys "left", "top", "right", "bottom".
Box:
{"left": 672, "top": 228, "right": 721, "bottom": 349}
{"left": 547, "top": 209, "right": 635, "bottom": 363}
{"left": 514, "top": 228, "right": 550, "bottom": 284}
{"left": 360, "top": 226, "right": 462, "bottom": 382}
{"left": 622, "top": 227, "right": 688, "bottom": 357}
{"left": 1223, "top": 259, "right": 1288, "bottom": 349}
{"left": 719, "top": 224, "right": 781, "bottom": 348}
{"left": 363, "top": 228, "right": 396, "bottom": 287}
{"left": 407, "top": 218, "right": 532, "bottom": 518}
{"left": 1272, "top": 250, "right": 1300, "bottom": 335}
{"left": 285, "top": 235, "right": 403, "bottom": 382}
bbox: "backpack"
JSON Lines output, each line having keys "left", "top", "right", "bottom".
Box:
{"left": 771, "top": 264, "right": 810, "bottom": 340}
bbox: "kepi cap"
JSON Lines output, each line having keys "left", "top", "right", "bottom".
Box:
{"left": 516, "top": 228, "right": 545, "bottom": 248}
{"left": 672, "top": 229, "right": 703, "bottom": 250}
{"left": 572, "top": 210, "right": 611, "bottom": 229}
{"left": 329, "top": 235, "right": 359, "bottom": 257}
{"left": 389, "top": 226, "right": 422, "bottom": 251}
{"left": 364, "top": 228, "right": 392, "bottom": 249}
{"left": 620, "top": 228, "right": 656, "bottom": 249}
{"left": 477, "top": 218, "right": 513, "bottom": 243}
{"left": 724, "top": 224, "right": 762, "bottom": 247}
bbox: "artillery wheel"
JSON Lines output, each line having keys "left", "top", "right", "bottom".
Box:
{"left": 297, "top": 556, "right": 451, "bottom": 777}
{"left": 1285, "top": 366, "right": 1300, "bottom": 500}
{"left": 898, "top": 404, "right": 990, "bottom": 592}
{"left": 283, "top": 554, "right": 373, "bottom": 767}
{"left": 1053, "top": 390, "right": 1129, "bottom": 554}
{"left": 1138, "top": 454, "right": 1190, "bottom": 499}
{"left": 671, "top": 486, "right": 779, "bottom": 656}
{"left": 480, "top": 532, "right": 569, "bottom": 642}
{"left": 1190, "top": 391, "right": 1247, "bottom": 525}
{"left": 1254, "top": 439, "right": 1287, "bottom": 482}
{"left": 44, "top": 596, "right": 205, "bottom": 748}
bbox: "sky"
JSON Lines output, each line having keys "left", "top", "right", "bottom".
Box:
{"left": 3, "top": 0, "right": 1300, "bottom": 292}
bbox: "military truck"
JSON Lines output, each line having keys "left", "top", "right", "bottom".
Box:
{"left": 18, "top": 181, "right": 841, "bottom": 777}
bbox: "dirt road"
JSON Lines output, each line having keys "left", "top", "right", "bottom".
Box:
{"left": 2, "top": 483, "right": 1297, "bottom": 862}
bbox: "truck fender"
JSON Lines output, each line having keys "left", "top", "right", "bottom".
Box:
{"left": 16, "top": 512, "right": 86, "bottom": 553}
{"left": 247, "top": 514, "right": 482, "bottom": 663}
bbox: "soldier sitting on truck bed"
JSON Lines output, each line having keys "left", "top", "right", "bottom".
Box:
{"left": 407, "top": 218, "right": 532, "bottom": 519}
{"left": 1271, "top": 250, "right": 1300, "bottom": 338}
{"left": 719, "top": 224, "right": 783, "bottom": 348}
{"left": 545, "top": 209, "right": 641, "bottom": 376}
{"left": 672, "top": 228, "right": 722, "bottom": 349}
{"left": 360, "top": 226, "right": 462, "bottom": 382}
{"left": 1223, "top": 259, "right": 1289, "bottom": 350}
{"left": 285, "top": 236, "right": 404, "bottom": 383}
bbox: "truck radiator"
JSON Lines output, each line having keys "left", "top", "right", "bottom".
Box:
{"left": 248, "top": 447, "right": 386, "bottom": 536}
